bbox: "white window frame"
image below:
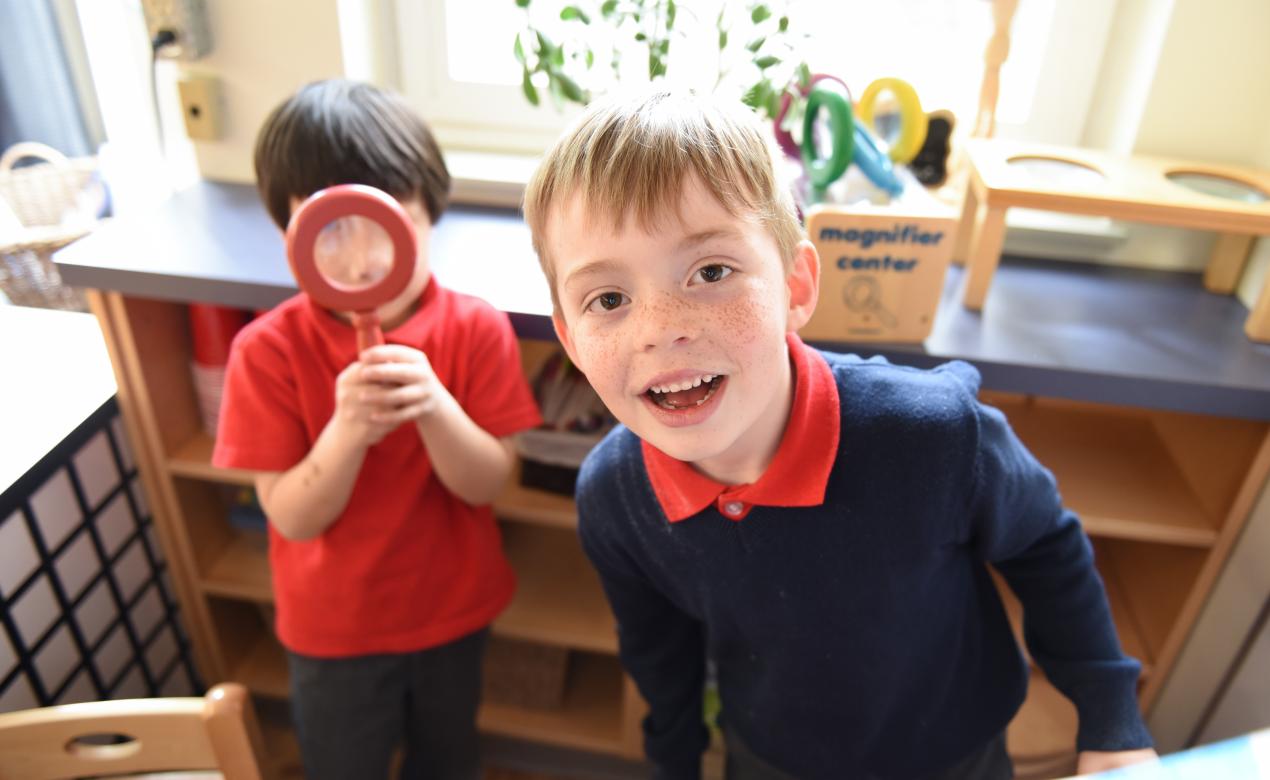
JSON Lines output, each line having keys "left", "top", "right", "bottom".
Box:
{"left": 395, "top": 0, "right": 1120, "bottom": 157}
{"left": 395, "top": 0, "right": 583, "bottom": 154}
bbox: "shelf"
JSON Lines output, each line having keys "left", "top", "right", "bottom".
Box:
{"left": 991, "top": 568, "right": 1152, "bottom": 678}
{"left": 994, "top": 398, "right": 1220, "bottom": 547}
{"left": 1007, "top": 670, "right": 1077, "bottom": 771}
{"left": 169, "top": 431, "right": 257, "bottom": 487}
{"left": 194, "top": 521, "right": 614, "bottom": 656}
{"left": 478, "top": 652, "right": 626, "bottom": 757}
{"left": 231, "top": 630, "right": 290, "bottom": 700}
{"left": 201, "top": 531, "right": 272, "bottom": 603}
{"left": 497, "top": 525, "right": 616, "bottom": 654}
{"left": 1094, "top": 539, "right": 1205, "bottom": 661}
{"left": 494, "top": 462, "right": 578, "bottom": 529}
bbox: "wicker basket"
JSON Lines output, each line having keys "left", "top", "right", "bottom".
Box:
{"left": 0, "top": 142, "right": 104, "bottom": 310}
{"left": 482, "top": 637, "right": 570, "bottom": 709}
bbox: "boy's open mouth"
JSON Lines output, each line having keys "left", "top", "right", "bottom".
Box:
{"left": 645, "top": 375, "right": 725, "bottom": 410}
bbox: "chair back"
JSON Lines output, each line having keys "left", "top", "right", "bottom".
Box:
{"left": 0, "top": 683, "right": 268, "bottom": 780}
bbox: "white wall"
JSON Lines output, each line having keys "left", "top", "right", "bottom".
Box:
{"left": 1132, "top": 0, "right": 1270, "bottom": 165}
{"left": 179, "top": 0, "right": 348, "bottom": 182}
{"left": 1029, "top": 0, "right": 1270, "bottom": 302}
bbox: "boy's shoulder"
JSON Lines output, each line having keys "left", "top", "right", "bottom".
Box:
{"left": 227, "top": 293, "right": 312, "bottom": 361}
{"left": 818, "top": 349, "right": 983, "bottom": 424}
{"left": 576, "top": 424, "right": 642, "bottom": 503}
{"left": 430, "top": 282, "right": 510, "bottom": 329}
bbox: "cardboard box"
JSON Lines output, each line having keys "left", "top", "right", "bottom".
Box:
{"left": 801, "top": 205, "right": 957, "bottom": 342}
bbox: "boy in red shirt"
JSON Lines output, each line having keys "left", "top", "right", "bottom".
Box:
{"left": 213, "top": 80, "right": 541, "bottom": 779}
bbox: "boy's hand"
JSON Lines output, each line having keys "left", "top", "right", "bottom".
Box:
{"left": 356, "top": 344, "right": 454, "bottom": 426}
{"left": 331, "top": 359, "right": 399, "bottom": 448}
{"left": 1076, "top": 748, "right": 1158, "bottom": 775}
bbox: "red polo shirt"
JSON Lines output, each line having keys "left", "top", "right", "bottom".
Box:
{"left": 641, "top": 333, "right": 840, "bottom": 522}
{"left": 213, "top": 278, "right": 541, "bottom": 657}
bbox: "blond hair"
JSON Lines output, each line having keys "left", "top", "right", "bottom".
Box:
{"left": 523, "top": 90, "right": 803, "bottom": 310}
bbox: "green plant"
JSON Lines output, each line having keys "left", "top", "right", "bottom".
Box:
{"left": 512, "top": 0, "right": 810, "bottom": 121}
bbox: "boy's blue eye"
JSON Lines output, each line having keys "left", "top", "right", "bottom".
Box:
{"left": 587, "top": 291, "right": 628, "bottom": 313}
{"left": 696, "top": 264, "right": 732, "bottom": 283}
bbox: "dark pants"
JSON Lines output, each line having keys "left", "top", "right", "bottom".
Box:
{"left": 725, "top": 727, "right": 1013, "bottom": 780}
{"left": 286, "top": 629, "right": 487, "bottom": 780}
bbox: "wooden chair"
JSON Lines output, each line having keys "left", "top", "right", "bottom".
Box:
{"left": 0, "top": 683, "right": 270, "bottom": 780}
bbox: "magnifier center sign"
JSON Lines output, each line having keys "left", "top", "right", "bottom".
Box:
{"left": 820, "top": 223, "right": 946, "bottom": 332}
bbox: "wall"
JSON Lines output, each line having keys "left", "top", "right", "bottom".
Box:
{"left": 178, "top": 0, "right": 348, "bottom": 182}
{"left": 1012, "top": 0, "right": 1270, "bottom": 300}
{"left": 1131, "top": 0, "right": 1270, "bottom": 165}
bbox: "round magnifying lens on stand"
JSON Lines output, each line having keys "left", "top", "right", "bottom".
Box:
{"left": 285, "top": 185, "right": 418, "bottom": 354}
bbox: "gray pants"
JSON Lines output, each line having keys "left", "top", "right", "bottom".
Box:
{"left": 725, "top": 727, "right": 1013, "bottom": 780}
{"left": 286, "top": 629, "right": 487, "bottom": 780}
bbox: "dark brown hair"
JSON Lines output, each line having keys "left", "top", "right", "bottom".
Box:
{"left": 254, "top": 80, "right": 451, "bottom": 230}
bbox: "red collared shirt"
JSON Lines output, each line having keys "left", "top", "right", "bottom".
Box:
{"left": 641, "top": 332, "right": 840, "bottom": 522}
{"left": 214, "top": 277, "right": 542, "bottom": 657}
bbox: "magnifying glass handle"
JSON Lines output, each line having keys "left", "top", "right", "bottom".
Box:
{"left": 353, "top": 311, "right": 384, "bottom": 355}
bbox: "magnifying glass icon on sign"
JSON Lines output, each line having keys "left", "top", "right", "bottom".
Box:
{"left": 285, "top": 184, "right": 418, "bottom": 353}
{"left": 843, "top": 276, "right": 898, "bottom": 329}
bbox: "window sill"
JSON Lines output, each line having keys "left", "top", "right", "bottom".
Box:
{"left": 444, "top": 150, "right": 1138, "bottom": 266}
{"left": 447, "top": 149, "right": 538, "bottom": 210}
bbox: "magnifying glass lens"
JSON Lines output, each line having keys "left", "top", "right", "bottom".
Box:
{"left": 313, "top": 215, "right": 395, "bottom": 291}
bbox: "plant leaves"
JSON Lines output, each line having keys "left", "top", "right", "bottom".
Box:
{"left": 536, "top": 30, "right": 555, "bottom": 56}
{"left": 746, "top": 35, "right": 765, "bottom": 52}
{"left": 513, "top": 35, "right": 525, "bottom": 64}
{"left": 798, "top": 62, "right": 811, "bottom": 89}
{"left": 601, "top": 0, "right": 618, "bottom": 17}
{"left": 561, "top": 5, "right": 591, "bottom": 23}
{"left": 718, "top": 29, "right": 728, "bottom": 49}
{"left": 648, "top": 50, "right": 668, "bottom": 78}
{"left": 751, "top": 4, "right": 771, "bottom": 24}
{"left": 556, "top": 72, "right": 586, "bottom": 102}
{"left": 778, "top": 15, "right": 788, "bottom": 32}
{"left": 666, "top": 0, "right": 676, "bottom": 28}
{"left": 742, "top": 81, "right": 766, "bottom": 109}
{"left": 515, "top": 0, "right": 530, "bottom": 8}
{"left": 522, "top": 69, "right": 540, "bottom": 105}
{"left": 755, "top": 55, "right": 780, "bottom": 69}
{"left": 549, "top": 73, "right": 565, "bottom": 110}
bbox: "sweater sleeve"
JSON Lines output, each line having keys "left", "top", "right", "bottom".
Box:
{"left": 968, "top": 401, "right": 1154, "bottom": 753}
{"left": 576, "top": 452, "right": 709, "bottom": 779}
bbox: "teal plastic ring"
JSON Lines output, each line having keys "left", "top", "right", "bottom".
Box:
{"left": 801, "top": 87, "right": 855, "bottom": 190}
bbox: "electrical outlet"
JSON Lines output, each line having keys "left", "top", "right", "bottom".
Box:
{"left": 176, "top": 75, "right": 221, "bottom": 141}
{"left": 141, "top": 0, "right": 212, "bottom": 61}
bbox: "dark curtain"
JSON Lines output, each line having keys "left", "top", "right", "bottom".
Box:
{"left": 0, "top": 0, "right": 97, "bottom": 158}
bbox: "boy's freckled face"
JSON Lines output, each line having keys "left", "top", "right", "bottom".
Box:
{"left": 549, "top": 176, "right": 807, "bottom": 479}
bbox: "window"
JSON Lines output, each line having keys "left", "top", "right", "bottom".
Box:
{"left": 396, "top": 0, "right": 1119, "bottom": 154}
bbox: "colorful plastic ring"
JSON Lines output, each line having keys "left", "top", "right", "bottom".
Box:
{"left": 800, "top": 87, "right": 855, "bottom": 190}
{"left": 856, "top": 77, "right": 928, "bottom": 164}
{"left": 773, "top": 74, "right": 852, "bottom": 160}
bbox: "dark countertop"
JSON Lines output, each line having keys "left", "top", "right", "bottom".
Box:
{"left": 56, "top": 181, "right": 1270, "bottom": 420}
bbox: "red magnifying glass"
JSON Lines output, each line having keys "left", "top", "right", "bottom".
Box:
{"left": 284, "top": 184, "right": 418, "bottom": 354}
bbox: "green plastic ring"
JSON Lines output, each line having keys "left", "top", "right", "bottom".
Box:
{"left": 801, "top": 86, "right": 855, "bottom": 191}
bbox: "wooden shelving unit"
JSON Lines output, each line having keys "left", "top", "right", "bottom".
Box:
{"left": 84, "top": 288, "right": 1270, "bottom": 778}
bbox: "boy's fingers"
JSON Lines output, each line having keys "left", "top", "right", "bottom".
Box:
{"left": 361, "top": 362, "right": 426, "bottom": 384}
{"left": 362, "top": 383, "right": 427, "bottom": 406}
{"left": 360, "top": 344, "right": 425, "bottom": 364}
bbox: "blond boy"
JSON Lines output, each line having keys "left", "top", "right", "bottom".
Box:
{"left": 523, "top": 91, "right": 1157, "bottom": 779}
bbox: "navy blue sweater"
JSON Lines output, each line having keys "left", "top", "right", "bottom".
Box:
{"left": 576, "top": 351, "right": 1152, "bottom": 779}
